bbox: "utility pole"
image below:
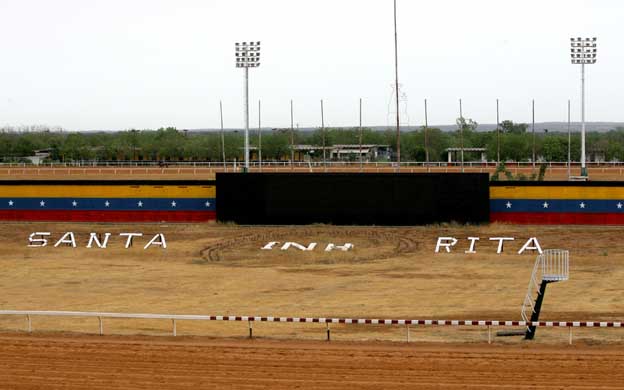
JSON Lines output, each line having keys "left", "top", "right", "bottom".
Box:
{"left": 532, "top": 99, "right": 536, "bottom": 169}
{"left": 290, "top": 99, "right": 294, "bottom": 170}
{"left": 393, "top": 0, "right": 401, "bottom": 171}
{"left": 321, "top": 99, "right": 326, "bottom": 170}
{"left": 359, "top": 98, "right": 363, "bottom": 172}
{"left": 567, "top": 99, "right": 571, "bottom": 180}
{"left": 496, "top": 98, "right": 500, "bottom": 165}
{"left": 459, "top": 98, "right": 464, "bottom": 173}
{"left": 424, "top": 98, "right": 429, "bottom": 172}
{"left": 220, "top": 100, "right": 225, "bottom": 170}
{"left": 258, "top": 99, "right": 262, "bottom": 171}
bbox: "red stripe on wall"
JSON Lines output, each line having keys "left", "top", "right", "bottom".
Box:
{"left": 491, "top": 212, "right": 624, "bottom": 225}
{"left": 0, "top": 210, "right": 215, "bottom": 223}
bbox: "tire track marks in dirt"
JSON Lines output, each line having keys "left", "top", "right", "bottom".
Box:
{"left": 198, "top": 227, "right": 421, "bottom": 265}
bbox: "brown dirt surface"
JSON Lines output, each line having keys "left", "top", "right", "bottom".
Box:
{"left": 1, "top": 165, "right": 624, "bottom": 180}
{"left": 1, "top": 222, "right": 623, "bottom": 344}
{"left": 0, "top": 334, "right": 623, "bottom": 389}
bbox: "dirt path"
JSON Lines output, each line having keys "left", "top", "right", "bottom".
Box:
{"left": 0, "top": 334, "right": 623, "bottom": 389}
{"left": 1, "top": 165, "right": 623, "bottom": 180}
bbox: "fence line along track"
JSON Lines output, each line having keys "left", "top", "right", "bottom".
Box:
{"left": 1, "top": 310, "right": 622, "bottom": 344}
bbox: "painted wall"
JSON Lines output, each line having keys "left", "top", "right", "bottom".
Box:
{"left": 0, "top": 180, "right": 216, "bottom": 222}
{"left": 4, "top": 178, "right": 624, "bottom": 225}
{"left": 490, "top": 182, "right": 624, "bottom": 225}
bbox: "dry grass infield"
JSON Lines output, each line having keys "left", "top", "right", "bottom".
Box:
{"left": 0, "top": 222, "right": 623, "bottom": 345}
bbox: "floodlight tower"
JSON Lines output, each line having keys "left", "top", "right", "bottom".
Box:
{"left": 570, "top": 37, "right": 597, "bottom": 177}
{"left": 235, "top": 41, "right": 261, "bottom": 172}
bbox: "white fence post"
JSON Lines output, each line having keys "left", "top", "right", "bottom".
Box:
{"left": 98, "top": 316, "right": 103, "bottom": 336}
{"left": 172, "top": 319, "right": 177, "bottom": 337}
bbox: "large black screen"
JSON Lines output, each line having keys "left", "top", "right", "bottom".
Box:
{"left": 216, "top": 173, "right": 489, "bottom": 225}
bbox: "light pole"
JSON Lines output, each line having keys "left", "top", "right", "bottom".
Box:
{"left": 235, "top": 41, "right": 261, "bottom": 173}
{"left": 570, "top": 37, "right": 597, "bottom": 177}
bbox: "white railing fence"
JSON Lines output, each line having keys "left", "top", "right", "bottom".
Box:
{"left": 1, "top": 160, "right": 624, "bottom": 168}
{"left": 0, "top": 310, "right": 621, "bottom": 345}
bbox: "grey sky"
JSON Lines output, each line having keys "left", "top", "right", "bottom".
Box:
{"left": 0, "top": 0, "right": 622, "bottom": 131}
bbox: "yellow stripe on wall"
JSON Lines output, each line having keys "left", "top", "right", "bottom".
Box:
{"left": 0, "top": 185, "right": 216, "bottom": 198}
{"left": 490, "top": 186, "right": 624, "bottom": 200}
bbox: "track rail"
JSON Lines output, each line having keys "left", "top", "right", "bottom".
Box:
{"left": 1, "top": 310, "right": 621, "bottom": 327}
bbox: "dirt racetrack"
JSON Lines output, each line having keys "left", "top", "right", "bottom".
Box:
{"left": 1, "top": 334, "right": 623, "bottom": 390}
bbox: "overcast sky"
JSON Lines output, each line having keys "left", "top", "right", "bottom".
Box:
{"left": 0, "top": 0, "right": 622, "bottom": 131}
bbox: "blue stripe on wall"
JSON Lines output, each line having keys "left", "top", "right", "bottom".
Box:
{"left": 490, "top": 199, "right": 624, "bottom": 213}
{"left": 0, "top": 198, "right": 216, "bottom": 211}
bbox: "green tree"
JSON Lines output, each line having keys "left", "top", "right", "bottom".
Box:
{"left": 500, "top": 120, "right": 528, "bottom": 134}
{"left": 541, "top": 136, "right": 566, "bottom": 161}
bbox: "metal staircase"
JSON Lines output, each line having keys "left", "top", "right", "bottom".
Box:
{"left": 521, "top": 249, "right": 569, "bottom": 340}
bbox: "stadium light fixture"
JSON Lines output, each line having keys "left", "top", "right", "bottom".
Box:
{"left": 570, "top": 37, "right": 597, "bottom": 177}
{"left": 235, "top": 41, "right": 261, "bottom": 172}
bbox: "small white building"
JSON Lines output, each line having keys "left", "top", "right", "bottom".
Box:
{"left": 445, "top": 147, "right": 487, "bottom": 163}
{"left": 329, "top": 144, "right": 390, "bottom": 161}
{"left": 25, "top": 149, "right": 52, "bottom": 165}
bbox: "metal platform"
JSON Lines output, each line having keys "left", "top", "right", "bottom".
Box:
{"left": 522, "top": 249, "right": 570, "bottom": 339}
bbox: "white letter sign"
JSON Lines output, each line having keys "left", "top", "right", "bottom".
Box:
{"left": 489, "top": 237, "right": 514, "bottom": 254}
{"left": 435, "top": 237, "right": 458, "bottom": 253}
{"left": 261, "top": 242, "right": 280, "bottom": 250}
{"left": 518, "top": 237, "right": 543, "bottom": 254}
{"left": 54, "top": 232, "right": 76, "bottom": 248}
{"left": 324, "top": 243, "right": 354, "bottom": 252}
{"left": 464, "top": 237, "right": 480, "bottom": 254}
{"left": 87, "top": 233, "right": 112, "bottom": 249}
{"left": 280, "top": 242, "right": 317, "bottom": 251}
{"left": 144, "top": 234, "right": 167, "bottom": 249}
{"left": 28, "top": 232, "right": 50, "bottom": 247}
{"left": 119, "top": 233, "right": 143, "bottom": 248}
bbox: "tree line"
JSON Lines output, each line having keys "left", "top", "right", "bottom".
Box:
{"left": 2, "top": 122, "right": 624, "bottom": 163}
